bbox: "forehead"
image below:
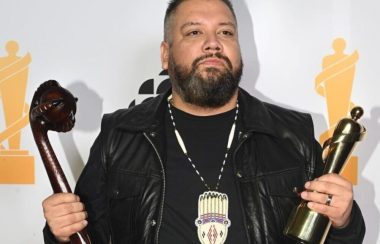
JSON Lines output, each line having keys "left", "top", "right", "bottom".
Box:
{"left": 172, "top": 0, "right": 236, "bottom": 28}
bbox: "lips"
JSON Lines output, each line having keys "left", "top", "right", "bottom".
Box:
{"left": 198, "top": 58, "right": 225, "bottom": 67}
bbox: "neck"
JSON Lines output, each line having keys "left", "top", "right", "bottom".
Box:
{"left": 170, "top": 90, "right": 239, "bottom": 116}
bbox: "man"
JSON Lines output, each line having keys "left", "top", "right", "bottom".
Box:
{"left": 42, "top": 0, "right": 365, "bottom": 243}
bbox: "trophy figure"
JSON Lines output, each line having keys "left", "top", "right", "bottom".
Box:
{"left": 0, "top": 40, "right": 34, "bottom": 184}
{"left": 283, "top": 107, "right": 366, "bottom": 243}
{"left": 30, "top": 80, "right": 91, "bottom": 244}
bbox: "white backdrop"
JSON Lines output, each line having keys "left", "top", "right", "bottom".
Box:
{"left": 0, "top": 0, "right": 379, "bottom": 243}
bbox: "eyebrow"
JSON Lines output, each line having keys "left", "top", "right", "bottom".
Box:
{"left": 180, "top": 21, "right": 202, "bottom": 31}
{"left": 180, "top": 21, "right": 236, "bottom": 31}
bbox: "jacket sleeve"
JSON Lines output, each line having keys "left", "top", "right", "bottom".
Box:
{"left": 43, "top": 223, "right": 60, "bottom": 244}
{"left": 326, "top": 200, "right": 365, "bottom": 243}
{"left": 42, "top": 119, "right": 111, "bottom": 243}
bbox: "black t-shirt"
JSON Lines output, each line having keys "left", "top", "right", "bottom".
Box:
{"left": 158, "top": 105, "right": 248, "bottom": 244}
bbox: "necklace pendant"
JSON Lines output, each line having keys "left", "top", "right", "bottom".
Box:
{"left": 195, "top": 191, "right": 231, "bottom": 244}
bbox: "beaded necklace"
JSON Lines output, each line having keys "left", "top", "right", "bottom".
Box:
{"left": 167, "top": 94, "right": 238, "bottom": 244}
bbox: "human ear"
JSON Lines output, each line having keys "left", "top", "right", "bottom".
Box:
{"left": 160, "top": 41, "right": 169, "bottom": 70}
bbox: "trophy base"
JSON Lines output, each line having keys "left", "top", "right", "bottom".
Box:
{"left": 284, "top": 202, "right": 330, "bottom": 244}
{"left": 0, "top": 152, "right": 34, "bottom": 184}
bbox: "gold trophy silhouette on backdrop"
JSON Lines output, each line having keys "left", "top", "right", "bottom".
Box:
{"left": 283, "top": 38, "right": 366, "bottom": 243}
{"left": 315, "top": 37, "right": 359, "bottom": 184}
{"left": 0, "top": 40, "right": 34, "bottom": 184}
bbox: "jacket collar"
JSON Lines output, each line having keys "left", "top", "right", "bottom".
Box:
{"left": 116, "top": 87, "right": 278, "bottom": 137}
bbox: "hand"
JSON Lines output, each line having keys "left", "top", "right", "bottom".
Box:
{"left": 42, "top": 193, "right": 88, "bottom": 242}
{"left": 300, "top": 173, "right": 353, "bottom": 228}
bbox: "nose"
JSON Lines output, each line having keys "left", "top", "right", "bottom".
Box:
{"left": 203, "top": 33, "right": 222, "bottom": 54}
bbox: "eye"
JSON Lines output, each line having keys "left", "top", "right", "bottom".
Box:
{"left": 220, "top": 30, "right": 234, "bottom": 36}
{"left": 186, "top": 30, "right": 202, "bottom": 36}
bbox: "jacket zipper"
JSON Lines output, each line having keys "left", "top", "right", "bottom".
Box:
{"left": 232, "top": 131, "right": 252, "bottom": 244}
{"left": 143, "top": 132, "right": 166, "bottom": 244}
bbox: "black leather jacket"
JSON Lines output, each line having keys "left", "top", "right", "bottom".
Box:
{"left": 44, "top": 88, "right": 365, "bottom": 243}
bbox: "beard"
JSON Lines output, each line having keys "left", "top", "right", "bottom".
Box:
{"left": 168, "top": 52, "right": 243, "bottom": 108}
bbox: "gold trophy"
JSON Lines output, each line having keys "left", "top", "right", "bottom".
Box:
{"left": 283, "top": 107, "right": 366, "bottom": 243}
{"left": 283, "top": 38, "right": 365, "bottom": 243}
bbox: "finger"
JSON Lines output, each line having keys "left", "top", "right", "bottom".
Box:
{"left": 304, "top": 181, "right": 337, "bottom": 196}
{"left": 48, "top": 211, "right": 88, "bottom": 231}
{"left": 302, "top": 189, "right": 352, "bottom": 209}
{"left": 307, "top": 200, "right": 352, "bottom": 228}
{"left": 307, "top": 201, "right": 336, "bottom": 217}
{"left": 317, "top": 173, "right": 352, "bottom": 188}
{"left": 301, "top": 191, "right": 334, "bottom": 205}
{"left": 309, "top": 173, "right": 352, "bottom": 190}
{"left": 304, "top": 179, "right": 351, "bottom": 196}
{"left": 43, "top": 193, "right": 80, "bottom": 207}
{"left": 50, "top": 218, "right": 88, "bottom": 240}
{"left": 44, "top": 201, "right": 86, "bottom": 218}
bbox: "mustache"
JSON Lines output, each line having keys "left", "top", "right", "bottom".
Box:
{"left": 192, "top": 53, "right": 233, "bottom": 70}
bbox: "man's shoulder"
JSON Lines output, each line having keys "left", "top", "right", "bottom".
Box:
{"left": 263, "top": 101, "right": 313, "bottom": 127}
{"left": 239, "top": 88, "right": 314, "bottom": 138}
{"left": 262, "top": 102, "right": 316, "bottom": 150}
{"left": 240, "top": 90, "right": 320, "bottom": 166}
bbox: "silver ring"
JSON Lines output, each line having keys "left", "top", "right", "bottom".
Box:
{"left": 325, "top": 194, "right": 333, "bottom": 206}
